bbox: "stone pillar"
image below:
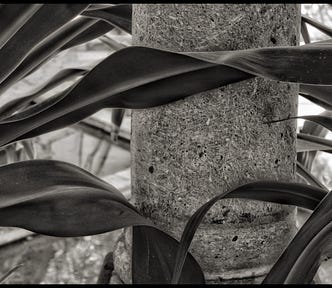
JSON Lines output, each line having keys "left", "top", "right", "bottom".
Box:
{"left": 113, "top": 4, "right": 300, "bottom": 284}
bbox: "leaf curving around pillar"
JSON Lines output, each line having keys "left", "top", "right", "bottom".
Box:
{"left": 0, "top": 44, "right": 332, "bottom": 147}
{"left": 170, "top": 181, "right": 328, "bottom": 284}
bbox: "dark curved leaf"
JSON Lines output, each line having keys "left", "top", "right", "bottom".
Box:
{"left": 0, "top": 159, "right": 149, "bottom": 236}
{"left": 0, "top": 68, "right": 88, "bottom": 119}
{"left": 0, "top": 4, "right": 89, "bottom": 87}
{"left": 302, "top": 15, "right": 332, "bottom": 38}
{"left": 263, "top": 190, "right": 332, "bottom": 283}
{"left": 0, "top": 4, "right": 43, "bottom": 49}
{"left": 1, "top": 43, "right": 332, "bottom": 146}
{"left": 171, "top": 181, "right": 327, "bottom": 284}
{"left": 82, "top": 4, "right": 132, "bottom": 34}
{"left": 299, "top": 84, "right": 332, "bottom": 110}
{"left": 133, "top": 226, "right": 204, "bottom": 284}
{"left": 0, "top": 17, "right": 96, "bottom": 96}
{"left": 0, "top": 159, "right": 203, "bottom": 283}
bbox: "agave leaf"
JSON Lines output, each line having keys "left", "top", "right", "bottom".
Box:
{"left": 299, "top": 84, "right": 332, "bottom": 110}
{"left": 296, "top": 161, "right": 328, "bottom": 190}
{"left": 171, "top": 181, "right": 327, "bottom": 284}
{"left": 0, "top": 4, "right": 43, "bottom": 49}
{"left": 133, "top": 226, "right": 205, "bottom": 284}
{"left": 0, "top": 68, "right": 88, "bottom": 119}
{"left": 269, "top": 115, "right": 332, "bottom": 132}
{"left": 1, "top": 44, "right": 332, "bottom": 146}
{"left": 0, "top": 4, "right": 89, "bottom": 87}
{"left": 82, "top": 4, "right": 132, "bottom": 34}
{"left": 302, "top": 15, "right": 332, "bottom": 38}
{"left": 263, "top": 190, "right": 332, "bottom": 283}
{"left": 0, "top": 17, "right": 96, "bottom": 96}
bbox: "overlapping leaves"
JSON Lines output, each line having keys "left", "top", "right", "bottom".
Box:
{"left": 0, "top": 159, "right": 204, "bottom": 283}
{"left": 0, "top": 43, "right": 332, "bottom": 148}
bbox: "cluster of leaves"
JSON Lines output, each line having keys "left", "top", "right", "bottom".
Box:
{"left": 0, "top": 3, "right": 331, "bottom": 284}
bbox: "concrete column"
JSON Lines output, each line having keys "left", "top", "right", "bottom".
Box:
{"left": 113, "top": 4, "right": 300, "bottom": 284}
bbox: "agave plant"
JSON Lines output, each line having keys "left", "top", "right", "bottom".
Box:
{"left": 0, "top": 3, "right": 331, "bottom": 284}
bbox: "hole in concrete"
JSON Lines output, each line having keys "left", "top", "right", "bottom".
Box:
{"left": 232, "top": 236, "right": 238, "bottom": 242}
{"left": 280, "top": 133, "right": 284, "bottom": 138}
{"left": 275, "top": 159, "right": 279, "bottom": 164}
{"left": 270, "top": 37, "right": 277, "bottom": 44}
{"left": 148, "top": 166, "right": 154, "bottom": 173}
{"left": 199, "top": 152, "right": 204, "bottom": 158}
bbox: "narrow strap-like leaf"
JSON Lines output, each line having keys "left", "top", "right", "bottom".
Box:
{"left": 0, "top": 68, "right": 88, "bottom": 119}
{"left": 0, "top": 4, "right": 43, "bottom": 49}
{"left": 1, "top": 44, "right": 332, "bottom": 146}
{"left": 302, "top": 15, "right": 332, "bottom": 38}
{"left": 171, "top": 181, "right": 327, "bottom": 284}
{"left": 82, "top": 4, "right": 132, "bottom": 34}
{"left": 0, "top": 4, "right": 89, "bottom": 86}
{"left": 263, "top": 190, "right": 332, "bottom": 283}
{"left": 0, "top": 17, "right": 96, "bottom": 96}
{"left": 301, "top": 20, "right": 311, "bottom": 44}
{"left": 297, "top": 133, "right": 332, "bottom": 153}
{"left": 299, "top": 84, "right": 332, "bottom": 111}
{"left": 296, "top": 161, "right": 328, "bottom": 190}
{"left": 269, "top": 115, "right": 332, "bottom": 133}
{"left": 60, "top": 20, "right": 114, "bottom": 51}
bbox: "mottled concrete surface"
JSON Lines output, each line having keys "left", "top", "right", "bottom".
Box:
{"left": 115, "top": 3, "right": 301, "bottom": 283}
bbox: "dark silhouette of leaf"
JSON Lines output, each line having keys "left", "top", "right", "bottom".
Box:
{"left": 0, "top": 17, "right": 96, "bottom": 96}
{"left": 0, "top": 68, "right": 88, "bottom": 119}
{"left": 171, "top": 181, "right": 327, "bottom": 284}
{"left": 0, "top": 159, "right": 150, "bottom": 236}
{"left": 133, "top": 226, "right": 204, "bottom": 284}
{"left": 0, "top": 159, "right": 203, "bottom": 283}
{"left": 0, "top": 43, "right": 332, "bottom": 147}
{"left": 302, "top": 15, "right": 332, "bottom": 38}
{"left": 0, "top": 4, "right": 89, "bottom": 86}
{"left": 263, "top": 190, "right": 332, "bottom": 283}
{"left": 300, "top": 84, "right": 332, "bottom": 110}
{"left": 296, "top": 161, "right": 328, "bottom": 190}
{"left": 82, "top": 4, "right": 132, "bottom": 34}
{"left": 0, "top": 4, "right": 43, "bottom": 49}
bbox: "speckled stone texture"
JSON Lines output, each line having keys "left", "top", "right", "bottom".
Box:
{"left": 113, "top": 4, "right": 301, "bottom": 283}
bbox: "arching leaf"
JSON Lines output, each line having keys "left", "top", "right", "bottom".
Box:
{"left": 171, "top": 181, "right": 327, "bottom": 283}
